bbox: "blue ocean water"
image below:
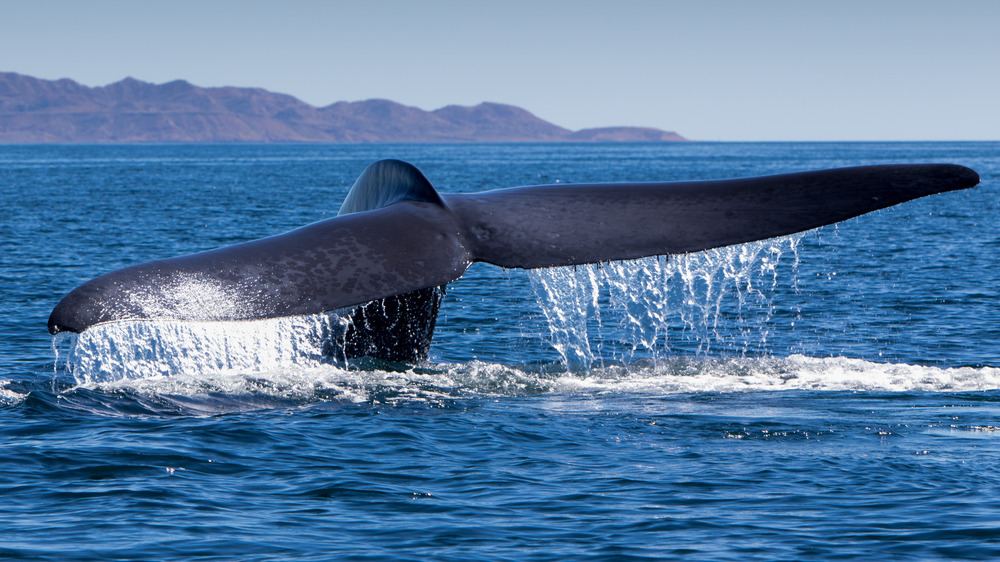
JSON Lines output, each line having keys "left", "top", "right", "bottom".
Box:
{"left": 2, "top": 142, "right": 999, "bottom": 560}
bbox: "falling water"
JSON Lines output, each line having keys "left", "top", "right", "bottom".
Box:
{"left": 528, "top": 235, "right": 803, "bottom": 370}
{"left": 54, "top": 312, "right": 353, "bottom": 384}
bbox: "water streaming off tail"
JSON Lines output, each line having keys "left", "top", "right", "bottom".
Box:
{"left": 528, "top": 236, "right": 803, "bottom": 369}
{"left": 55, "top": 312, "right": 353, "bottom": 384}
{"left": 49, "top": 311, "right": 560, "bottom": 409}
{"left": 45, "top": 233, "right": 1000, "bottom": 407}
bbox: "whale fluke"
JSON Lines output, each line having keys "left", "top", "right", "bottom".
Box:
{"left": 48, "top": 160, "right": 980, "bottom": 362}
{"left": 48, "top": 193, "right": 469, "bottom": 335}
{"left": 445, "top": 163, "right": 979, "bottom": 269}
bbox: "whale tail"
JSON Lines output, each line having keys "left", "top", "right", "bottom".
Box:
{"left": 48, "top": 160, "right": 980, "bottom": 364}
{"left": 444, "top": 163, "right": 981, "bottom": 268}
{"left": 339, "top": 159, "right": 445, "bottom": 216}
{"left": 337, "top": 160, "right": 447, "bottom": 363}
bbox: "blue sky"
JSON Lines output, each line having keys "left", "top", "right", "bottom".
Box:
{"left": 2, "top": 0, "right": 996, "bottom": 141}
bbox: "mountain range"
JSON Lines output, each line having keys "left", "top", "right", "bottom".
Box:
{"left": 0, "top": 72, "right": 685, "bottom": 143}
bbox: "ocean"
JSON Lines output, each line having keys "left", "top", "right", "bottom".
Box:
{"left": 2, "top": 141, "right": 998, "bottom": 560}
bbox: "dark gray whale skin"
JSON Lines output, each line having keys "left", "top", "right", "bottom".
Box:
{"left": 48, "top": 160, "right": 980, "bottom": 362}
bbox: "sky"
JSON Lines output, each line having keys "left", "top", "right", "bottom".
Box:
{"left": 1, "top": 0, "right": 997, "bottom": 141}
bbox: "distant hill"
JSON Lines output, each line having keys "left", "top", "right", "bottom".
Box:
{"left": 0, "top": 72, "right": 686, "bottom": 143}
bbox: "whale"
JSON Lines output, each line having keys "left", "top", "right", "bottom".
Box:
{"left": 48, "top": 160, "right": 980, "bottom": 362}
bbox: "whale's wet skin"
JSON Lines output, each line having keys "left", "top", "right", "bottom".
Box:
{"left": 4, "top": 142, "right": 1000, "bottom": 560}
{"left": 46, "top": 157, "right": 978, "bottom": 359}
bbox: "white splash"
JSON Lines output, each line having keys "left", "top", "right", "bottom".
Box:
{"left": 0, "top": 380, "right": 28, "bottom": 406}
{"left": 51, "top": 354, "right": 1000, "bottom": 417}
{"left": 550, "top": 356, "right": 1000, "bottom": 394}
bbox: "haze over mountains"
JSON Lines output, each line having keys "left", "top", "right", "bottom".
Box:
{"left": 0, "top": 72, "right": 685, "bottom": 143}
